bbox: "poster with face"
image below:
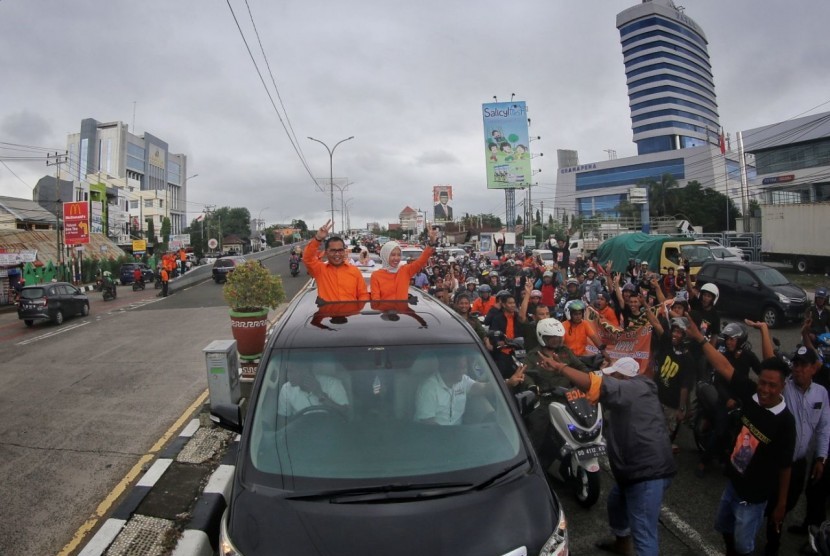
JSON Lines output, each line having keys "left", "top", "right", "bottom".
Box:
{"left": 433, "top": 185, "right": 453, "bottom": 222}
{"left": 482, "top": 101, "right": 532, "bottom": 189}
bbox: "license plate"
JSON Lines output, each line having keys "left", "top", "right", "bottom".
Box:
{"left": 575, "top": 445, "right": 605, "bottom": 460}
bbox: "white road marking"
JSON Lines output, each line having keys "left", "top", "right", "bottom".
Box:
{"left": 16, "top": 321, "right": 89, "bottom": 345}
{"left": 660, "top": 505, "right": 721, "bottom": 556}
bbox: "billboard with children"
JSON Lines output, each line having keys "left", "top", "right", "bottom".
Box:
{"left": 482, "top": 101, "right": 532, "bottom": 189}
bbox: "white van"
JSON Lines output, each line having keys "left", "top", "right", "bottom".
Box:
{"left": 531, "top": 249, "right": 554, "bottom": 269}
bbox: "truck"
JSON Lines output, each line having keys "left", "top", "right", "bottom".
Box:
{"left": 761, "top": 203, "right": 830, "bottom": 274}
{"left": 596, "top": 233, "right": 713, "bottom": 278}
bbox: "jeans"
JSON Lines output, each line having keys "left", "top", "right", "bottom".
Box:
{"left": 714, "top": 481, "right": 767, "bottom": 555}
{"left": 608, "top": 477, "right": 672, "bottom": 556}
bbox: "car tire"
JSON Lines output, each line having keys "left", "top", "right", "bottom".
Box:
{"left": 24, "top": 320, "right": 33, "bottom": 327}
{"left": 54, "top": 310, "right": 64, "bottom": 325}
{"left": 761, "top": 305, "right": 783, "bottom": 329}
{"left": 794, "top": 257, "right": 809, "bottom": 274}
{"left": 81, "top": 303, "right": 90, "bottom": 317}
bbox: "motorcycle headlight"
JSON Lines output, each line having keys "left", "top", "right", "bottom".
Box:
{"left": 776, "top": 293, "right": 791, "bottom": 304}
{"left": 219, "top": 510, "right": 243, "bottom": 556}
{"left": 539, "top": 509, "right": 568, "bottom": 555}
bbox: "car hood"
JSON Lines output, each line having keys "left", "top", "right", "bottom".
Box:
{"left": 228, "top": 472, "right": 557, "bottom": 556}
{"left": 771, "top": 282, "right": 807, "bottom": 300}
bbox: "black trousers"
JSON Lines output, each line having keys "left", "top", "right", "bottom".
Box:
{"left": 803, "top": 455, "right": 830, "bottom": 527}
{"left": 764, "top": 458, "right": 807, "bottom": 555}
{"left": 162, "top": 280, "right": 169, "bottom": 297}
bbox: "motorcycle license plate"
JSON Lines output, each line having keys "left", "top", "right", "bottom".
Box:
{"left": 575, "top": 445, "right": 605, "bottom": 461}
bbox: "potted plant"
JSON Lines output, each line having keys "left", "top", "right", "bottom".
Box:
{"left": 223, "top": 260, "right": 285, "bottom": 360}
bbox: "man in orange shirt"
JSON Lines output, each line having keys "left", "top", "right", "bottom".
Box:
{"left": 471, "top": 284, "right": 496, "bottom": 316}
{"left": 303, "top": 220, "right": 369, "bottom": 302}
{"left": 562, "top": 300, "right": 608, "bottom": 364}
{"left": 371, "top": 228, "right": 438, "bottom": 300}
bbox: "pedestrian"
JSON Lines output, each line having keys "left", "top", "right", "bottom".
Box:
{"left": 687, "top": 319, "right": 795, "bottom": 556}
{"left": 160, "top": 267, "right": 169, "bottom": 297}
{"left": 536, "top": 354, "right": 675, "bottom": 556}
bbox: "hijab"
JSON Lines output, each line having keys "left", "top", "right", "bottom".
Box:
{"left": 380, "top": 241, "right": 401, "bottom": 273}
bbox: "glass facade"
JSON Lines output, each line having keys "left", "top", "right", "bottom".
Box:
{"left": 626, "top": 52, "right": 713, "bottom": 80}
{"left": 632, "top": 108, "right": 719, "bottom": 129}
{"left": 623, "top": 40, "right": 710, "bottom": 68}
{"left": 626, "top": 61, "right": 714, "bottom": 87}
{"left": 636, "top": 136, "right": 675, "bottom": 154}
{"left": 127, "top": 142, "right": 145, "bottom": 173}
{"left": 753, "top": 138, "right": 830, "bottom": 175}
{"left": 631, "top": 96, "right": 719, "bottom": 120}
{"left": 619, "top": 16, "right": 708, "bottom": 49}
{"left": 168, "top": 160, "right": 181, "bottom": 185}
{"left": 630, "top": 85, "right": 717, "bottom": 108}
{"left": 577, "top": 194, "right": 628, "bottom": 216}
{"left": 629, "top": 74, "right": 715, "bottom": 97}
{"left": 576, "top": 158, "right": 685, "bottom": 191}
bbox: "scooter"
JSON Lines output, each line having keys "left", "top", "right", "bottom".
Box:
{"left": 289, "top": 259, "right": 300, "bottom": 277}
{"left": 132, "top": 279, "right": 145, "bottom": 291}
{"left": 539, "top": 382, "right": 605, "bottom": 508}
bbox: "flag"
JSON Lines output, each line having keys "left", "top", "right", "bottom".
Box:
{"left": 719, "top": 131, "right": 726, "bottom": 154}
{"left": 196, "top": 214, "right": 204, "bottom": 222}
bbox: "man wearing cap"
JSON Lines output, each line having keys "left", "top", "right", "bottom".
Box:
{"left": 580, "top": 267, "right": 603, "bottom": 305}
{"left": 537, "top": 354, "right": 675, "bottom": 556}
{"left": 807, "top": 287, "right": 830, "bottom": 345}
{"left": 688, "top": 319, "right": 795, "bottom": 556}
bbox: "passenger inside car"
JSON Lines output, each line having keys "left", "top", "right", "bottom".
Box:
{"left": 277, "top": 366, "right": 350, "bottom": 418}
{"left": 414, "top": 352, "right": 491, "bottom": 425}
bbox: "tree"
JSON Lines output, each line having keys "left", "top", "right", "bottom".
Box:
{"left": 146, "top": 218, "right": 156, "bottom": 246}
{"left": 160, "top": 217, "right": 171, "bottom": 253}
{"left": 515, "top": 215, "right": 523, "bottom": 226}
{"left": 672, "top": 181, "right": 741, "bottom": 231}
{"left": 535, "top": 209, "right": 541, "bottom": 225}
{"left": 640, "top": 173, "right": 679, "bottom": 217}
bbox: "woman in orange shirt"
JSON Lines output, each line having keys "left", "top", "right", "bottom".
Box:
{"left": 370, "top": 228, "right": 438, "bottom": 300}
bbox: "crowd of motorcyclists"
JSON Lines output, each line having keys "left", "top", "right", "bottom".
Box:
{"left": 318, "top": 232, "right": 830, "bottom": 556}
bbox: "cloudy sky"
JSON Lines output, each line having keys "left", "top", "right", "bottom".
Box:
{"left": 1, "top": 0, "right": 828, "bottom": 232}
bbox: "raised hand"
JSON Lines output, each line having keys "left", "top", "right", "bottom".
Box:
{"left": 315, "top": 220, "right": 333, "bottom": 241}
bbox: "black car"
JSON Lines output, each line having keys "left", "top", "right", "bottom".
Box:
{"left": 210, "top": 289, "right": 568, "bottom": 556}
{"left": 119, "top": 263, "right": 154, "bottom": 285}
{"left": 212, "top": 256, "right": 247, "bottom": 283}
{"left": 17, "top": 282, "right": 90, "bottom": 326}
{"left": 695, "top": 260, "right": 809, "bottom": 328}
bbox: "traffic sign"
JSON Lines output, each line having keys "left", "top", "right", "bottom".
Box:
{"left": 208, "top": 238, "right": 218, "bottom": 249}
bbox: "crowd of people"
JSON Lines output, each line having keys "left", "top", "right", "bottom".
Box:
{"left": 300, "top": 223, "right": 830, "bottom": 556}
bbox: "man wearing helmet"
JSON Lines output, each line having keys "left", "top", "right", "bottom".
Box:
{"left": 650, "top": 315, "right": 696, "bottom": 453}
{"left": 535, "top": 270, "right": 557, "bottom": 311}
{"left": 688, "top": 281, "right": 722, "bottom": 345}
{"left": 554, "top": 278, "right": 582, "bottom": 318}
{"left": 807, "top": 287, "right": 830, "bottom": 345}
{"left": 471, "top": 284, "right": 495, "bottom": 316}
{"left": 461, "top": 276, "right": 479, "bottom": 301}
{"left": 562, "top": 299, "right": 608, "bottom": 364}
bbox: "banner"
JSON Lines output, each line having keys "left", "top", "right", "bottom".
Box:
{"left": 0, "top": 250, "right": 38, "bottom": 265}
{"left": 63, "top": 202, "right": 90, "bottom": 245}
{"left": 132, "top": 240, "right": 147, "bottom": 253}
{"left": 482, "top": 101, "right": 532, "bottom": 189}
{"left": 586, "top": 311, "right": 654, "bottom": 373}
{"left": 432, "top": 185, "right": 453, "bottom": 222}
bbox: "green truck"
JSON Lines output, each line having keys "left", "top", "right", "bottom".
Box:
{"left": 596, "top": 233, "right": 713, "bottom": 278}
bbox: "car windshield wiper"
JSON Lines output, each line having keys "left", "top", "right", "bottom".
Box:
{"left": 285, "top": 481, "right": 475, "bottom": 503}
{"left": 474, "top": 460, "right": 529, "bottom": 490}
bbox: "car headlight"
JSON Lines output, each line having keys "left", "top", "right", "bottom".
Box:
{"left": 776, "top": 293, "right": 791, "bottom": 304}
{"left": 539, "top": 509, "right": 568, "bottom": 555}
{"left": 219, "top": 510, "right": 243, "bottom": 556}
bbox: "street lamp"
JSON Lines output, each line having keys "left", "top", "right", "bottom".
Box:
{"left": 308, "top": 135, "right": 354, "bottom": 235}
{"left": 256, "top": 206, "right": 270, "bottom": 251}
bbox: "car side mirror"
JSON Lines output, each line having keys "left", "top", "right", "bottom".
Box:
{"left": 210, "top": 403, "right": 243, "bottom": 434}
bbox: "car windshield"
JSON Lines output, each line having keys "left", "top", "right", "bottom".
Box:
{"left": 536, "top": 252, "right": 553, "bottom": 261}
{"left": 215, "top": 259, "right": 235, "bottom": 268}
{"left": 247, "top": 345, "right": 522, "bottom": 488}
{"left": 680, "top": 245, "right": 714, "bottom": 264}
{"left": 755, "top": 267, "right": 790, "bottom": 286}
{"left": 20, "top": 288, "right": 45, "bottom": 299}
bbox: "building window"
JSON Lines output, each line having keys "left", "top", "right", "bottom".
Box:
{"left": 144, "top": 199, "right": 153, "bottom": 208}
{"left": 130, "top": 200, "right": 139, "bottom": 209}
{"left": 576, "top": 158, "right": 685, "bottom": 191}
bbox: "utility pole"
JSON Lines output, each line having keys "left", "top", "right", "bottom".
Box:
{"left": 308, "top": 136, "right": 354, "bottom": 234}
{"left": 46, "top": 151, "right": 68, "bottom": 280}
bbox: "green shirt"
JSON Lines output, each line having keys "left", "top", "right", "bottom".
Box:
{"left": 525, "top": 345, "right": 587, "bottom": 391}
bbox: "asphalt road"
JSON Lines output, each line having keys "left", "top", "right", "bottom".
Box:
{"left": 0, "top": 253, "right": 815, "bottom": 556}
{"left": 0, "top": 249, "right": 308, "bottom": 556}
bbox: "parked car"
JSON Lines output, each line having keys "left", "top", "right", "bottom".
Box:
{"left": 17, "top": 282, "right": 90, "bottom": 326}
{"left": 212, "top": 256, "right": 246, "bottom": 283}
{"left": 119, "top": 263, "right": 154, "bottom": 285}
{"left": 702, "top": 239, "right": 745, "bottom": 260}
{"left": 210, "top": 288, "right": 568, "bottom": 556}
{"left": 709, "top": 246, "right": 743, "bottom": 261}
{"left": 695, "top": 260, "right": 809, "bottom": 328}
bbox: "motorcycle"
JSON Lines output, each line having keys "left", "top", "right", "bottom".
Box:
{"left": 289, "top": 259, "right": 300, "bottom": 278}
{"left": 132, "top": 279, "right": 145, "bottom": 291}
{"left": 102, "top": 281, "right": 117, "bottom": 301}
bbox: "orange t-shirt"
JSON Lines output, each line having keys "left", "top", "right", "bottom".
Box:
{"left": 303, "top": 238, "right": 369, "bottom": 302}
{"left": 505, "top": 313, "right": 516, "bottom": 339}
{"left": 563, "top": 320, "right": 591, "bottom": 356}
{"left": 597, "top": 305, "right": 620, "bottom": 328}
{"left": 471, "top": 296, "right": 496, "bottom": 316}
{"left": 370, "top": 246, "right": 434, "bottom": 300}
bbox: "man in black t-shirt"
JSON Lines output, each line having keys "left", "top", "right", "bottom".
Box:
{"left": 689, "top": 320, "right": 795, "bottom": 556}
{"left": 652, "top": 317, "right": 696, "bottom": 450}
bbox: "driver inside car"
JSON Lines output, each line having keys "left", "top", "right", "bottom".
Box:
{"left": 414, "top": 353, "right": 491, "bottom": 425}
{"left": 277, "top": 367, "right": 350, "bottom": 417}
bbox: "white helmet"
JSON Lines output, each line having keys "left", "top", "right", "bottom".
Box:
{"left": 700, "top": 282, "right": 720, "bottom": 305}
{"left": 447, "top": 256, "right": 456, "bottom": 263}
{"left": 536, "top": 318, "right": 566, "bottom": 346}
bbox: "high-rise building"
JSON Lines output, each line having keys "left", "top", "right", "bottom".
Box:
{"left": 554, "top": 1, "right": 745, "bottom": 220}
{"left": 618, "top": 0, "right": 721, "bottom": 155}
{"left": 62, "top": 118, "right": 189, "bottom": 243}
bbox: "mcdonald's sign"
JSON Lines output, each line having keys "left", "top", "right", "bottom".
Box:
{"left": 63, "top": 201, "right": 90, "bottom": 245}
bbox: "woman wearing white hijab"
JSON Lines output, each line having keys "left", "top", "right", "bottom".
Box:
{"left": 370, "top": 228, "right": 439, "bottom": 300}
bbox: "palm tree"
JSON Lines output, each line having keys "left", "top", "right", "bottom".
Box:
{"left": 641, "top": 173, "right": 678, "bottom": 217}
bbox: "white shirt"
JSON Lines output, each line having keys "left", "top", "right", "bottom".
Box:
{"left": 414, "top": 373, "right": 475, "bottom": 425}
{"left": 277, "top": 374, "right": 349, "bottom": 416}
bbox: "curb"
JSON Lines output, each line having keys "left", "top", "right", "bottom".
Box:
{"left": 77, "top": 418, "right": 238, "bottom": 556}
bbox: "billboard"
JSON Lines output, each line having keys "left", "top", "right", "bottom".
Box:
{"left": 432, "top": 185, "right": 453, "bottom": 222}
{"left": 482, "top": 101, "right": 532, "bottom": 189}
{"left": 63, "top": 201, "right": 90, "bottom": 245}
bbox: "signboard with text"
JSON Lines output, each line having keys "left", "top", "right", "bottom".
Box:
{"left": 63, "top": 202, "right": 90, "bottom": 245}
{"left": 482, "top": 101, "right": 532, "bottom": 189}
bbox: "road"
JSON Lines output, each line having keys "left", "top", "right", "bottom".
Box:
{"left": 0, "top": 254, "right": 816, "bottom": 556}
{"left": 0, "top": 250, "right": 307, "bottom": 556}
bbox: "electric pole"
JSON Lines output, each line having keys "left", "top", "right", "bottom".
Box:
{"left": 46, "top": 151, "right": 68, "bottom": 280}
